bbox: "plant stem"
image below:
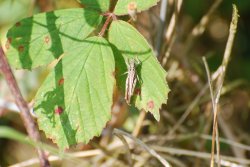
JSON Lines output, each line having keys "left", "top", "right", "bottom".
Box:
{"left": 210, "top": 5, "right": 239, "bottom": 167}
{"left": 99, "top": 14, "right": 113, "bottom": 37}
{"left": 113, "top": 128, "right": 171, "bottom": 167}
{"left": 0, "top": 47, "right": 50, "bottom": 167}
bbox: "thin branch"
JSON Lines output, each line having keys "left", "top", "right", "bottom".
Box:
{"left": 152, "top": 145, "right": 248, "bottom": 166}
{"left": 0, "top": 47, "right": 50, "bottom": 167}
{"left": 99, "top": 13, "right": 116, "bottom": 37}
{"left": 210, "top": 5, "right": 239, "bottom": 167}
{"left": 203, "top": 57, "right": 221, "bottom": 167}
{"left": 113, "top": 128, "right": 171, "bottom": 167}
{"left": 114, "top": 133, "right": 133, "bottom": 167}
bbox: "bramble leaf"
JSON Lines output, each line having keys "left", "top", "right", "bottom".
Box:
{"left": 109, "top": 20, "right": 169, "bottom": 121}
{"left": 34, "top": 36, "right": 115, "bottom": 148}
{"left": 6, "top": 9, "right": 102, "bottom": 69}
{"left": 114, "top": 0, "right": 160, "bottom": 16}
{"left": 77, "top": 0, "right": 110, "bottom": 12}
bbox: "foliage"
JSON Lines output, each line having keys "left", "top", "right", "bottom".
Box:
{"left": 6, "top": 0, "right": 169, "bottom": 148}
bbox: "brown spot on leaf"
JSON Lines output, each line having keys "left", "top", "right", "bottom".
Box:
{"left": 5, "top": 43, "right": 9, "bottom": 50}
{"left": 58, "top": 78, "right": 64, "bottom": 86}
{"left": 15, "top": 22, "right": 21, "bottom": 27}
{"left": 18, "top": 45, "right": 24, "bottom": 52}
{"left": 55, "top": 106, "right": 63, "bottom": 114}
{"left": 8, "top": 38, "right": 12, "bottom": 43}
{"left": 134, "top": 88, "right": 141, "bottom": 95}
{"left": 44, "top": 35, "right": 50, "bottom": 44}
{"left": 5, "top": 38, "right": 11, "bottom": 50}
{"left": 49, "top": 136, "right": 57, "bottom": 143}
{"left": 147, "top": 101, "right": 154, "bottom": 110}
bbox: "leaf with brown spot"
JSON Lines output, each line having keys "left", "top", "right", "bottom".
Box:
{"left": 109, "top": 21, "right": 170, "bottom": 121}
{"left": 147, "top": 100, "right": 154, "bottom": 110}
{"left": 6, "top": 8, "right": 102, "bottom": 69}
{"left": 15, "top": 22, "right": 21, "bottom": 27}
{"left": 18, "top": 46, "right": 24, "bottom": 53}
{"left": 34, "top": 37, "right": 115, "bottom": 148}
{"left": 114, "top": 0, "right": 160, "bottom": 16}
{"left": 58, "top": 78, "right": 64, "bottom": 86}
{"left": 55, "top": 106, "right": 64, "bottom": 114}
{"left": 44, "top": 36, "right": 50, "bottom": 44}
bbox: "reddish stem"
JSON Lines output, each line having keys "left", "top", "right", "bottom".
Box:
{"left": 99, "top": 14, "right": 113, "bottom": 37}
{"left": 0, "top": 47, "right": 50, "bottom": 167}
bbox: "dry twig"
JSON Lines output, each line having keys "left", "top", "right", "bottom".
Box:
{"left": 209, "top": 5, "right": 239, "bottom": 167}
{"left": 0, "top": 47, "right": 50, "bottom": 167}
{"left": 113, "top": 128, "right": 171, "bottom": 167}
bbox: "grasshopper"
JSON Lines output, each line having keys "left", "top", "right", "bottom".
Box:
{"left": 125, "top": 58, "right": 140, "bottom": 104}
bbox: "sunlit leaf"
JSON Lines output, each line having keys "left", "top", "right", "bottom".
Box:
{"left": 6, "top": 8, "right": 102, "bottom": 69}
{"left": 109, "top": 20, "right": 169, "bottom": 121}
{"left": 34, "top": 36, "right": 115, "bottom": 148}
{"left": 114, "top": 0, "right": 160, "bottom": 16}
{"left": 77, "top": 0, "right": 110, "bottom": 12}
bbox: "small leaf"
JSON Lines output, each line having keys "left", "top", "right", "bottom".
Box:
{"left": 114, "top": 0, "right": 160, "bottom": 16}
{"left": 6, "top": 8, "right": 102, "bottom": 69}
{"left": 109, "top": 20, "right": 169, "bottom": 121}
{"left": 34, "top": 36, "right": 115, "bottom": 148}
{"left": 77, "top": 0, "right": 110, "bottom": 12}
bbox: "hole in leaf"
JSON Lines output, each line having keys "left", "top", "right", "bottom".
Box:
{"left": 147, "top": 100, "right": 154, "bottom": 110}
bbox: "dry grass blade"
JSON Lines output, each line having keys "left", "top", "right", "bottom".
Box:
{"left": 113, "top": 128, "right": 172, "bottom": 167}
{"left": 203, "top": 56, "right": 221, "bottom": 167}
{"left": 209, "top": 4, "right": 239, "bottom": 167}
{"left": 151, "top": 145, "right": 249, "bottom": 166}
{"left": 114, "top": 133, "right": 133, "bottom": 166}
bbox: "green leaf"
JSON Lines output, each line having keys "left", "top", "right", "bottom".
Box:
{"left": 77, "top": 0, "right": 110, "bottom": 12}
{"left": 6, "top": 8, "right": 102, "bottom": 69}
{"left": 34, "top": 36, "right": 115, "bottom": 148}
{"left": 114, "top": 0, "right": 160, "bottom": 16}
{"left": 109, "top": 20, "right": 169, "bottom": 121}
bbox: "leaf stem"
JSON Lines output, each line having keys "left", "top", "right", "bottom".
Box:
{"left": 99, "top": 13, "right": 116, "bottom": 37}
{"left": 0, "top": 47, "right": 50, "bottom": 167}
